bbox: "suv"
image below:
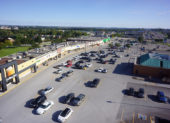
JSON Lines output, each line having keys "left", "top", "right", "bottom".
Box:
{"left": 29, "top": 95, "right": 47, "bottom": 108}
{"left": 125, "top": 88, "right": 135, "bottom": 96}
{"left": 63, "top": 93, "right": 75, "bottom": 104}
{"left": 71, "top": 94, "right": 85, "bottom": 106}
{"left": 157, "top": 91, "right": 168, "bottom": 103}
{"left": 89, "top": 78, "right": 100, "bottom": 88}
{"left": 136, "top": 88, "right": 144, "bottom": 98}
{"left": 66, "top": 70, "right": 73, "bottom": 77}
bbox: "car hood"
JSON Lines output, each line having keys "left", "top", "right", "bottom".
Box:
{"left": 36, "top": 108, "right": 44, "bottom": 115}
{"left": 58, "top": 115, "right": 65, "bottom": 122}
{"left": 160, "top": 97, "right": 167, "bottom": 102}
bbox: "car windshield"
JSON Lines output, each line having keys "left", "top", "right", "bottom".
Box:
{"left": 78, "top": 94, "right": 84, "bottom": 99}
{"left": 60, "top": 108, "right": 70, "bottom": 117}
{"left": 45, "top": 87, "right": 51, "bottom": 91}
{"left": 40, "top": 103, "right": 50, "bottom": 109}
{"left": 159, "top": 93, "right": 164, "bottom": 97}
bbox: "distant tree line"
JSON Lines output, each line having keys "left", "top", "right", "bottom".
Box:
{"left": 0, "top": 28, "right": 88, "bottom": 49}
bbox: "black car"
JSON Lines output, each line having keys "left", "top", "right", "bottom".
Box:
{"left": 90, "top": 54, "right": 95, "bottom": 57}
{"left": 71, "top": 94, "right": 85, "bottom": 106}
{"left": 29, "top": 95, "right": 47, "bottom": 108}
{"left": 87, "top": 58, "right": 92, "bottom": 62}
{"left": 66, "top": 70, "right": 73, "bottom": 76}
{"left": 89, "top": 78, "right": 100, "bottom": 88}
{"left": 63, "top": 93, "right": 75, "bottom": 104}
{"left": 136, "top": 88, "right": 144, "bottom": 98}
{"left": 125, "top": 88, "right": 135, "bottom": 96}
{"left": 90, "top": 51, "right": 97, "bottom": 53}
{"left": 78, "top": 60, "right": 84, "bottom": 63}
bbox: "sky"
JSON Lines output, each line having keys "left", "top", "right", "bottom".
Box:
{"left": 0, "top": 0, "right": 170, "bottom": 28}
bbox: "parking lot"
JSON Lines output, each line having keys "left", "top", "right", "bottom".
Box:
{"left": 117, "top": 82, "right": 170, "bottom": 123}
{"left": 0, "top": 42, "right": 170, "bottom": 123}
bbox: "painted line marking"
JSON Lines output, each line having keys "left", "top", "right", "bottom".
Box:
{"left": 132, "top": 112, "right": 135, "bottom": 123}
{"left": 144, "top": 95, "right": 147, "bottom": 101}
{"left": 121, "top": 109, "right": 124, "bottom": 121}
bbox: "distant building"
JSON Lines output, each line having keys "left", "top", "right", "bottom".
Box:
{"left": 13, "top": 26, "right": 19, "bottom": 30}
{"left": 124, "top": 31, "right": 144, "bottom": 38}
{"left": 0, "top": 26, "right": 11, "bottom": 30}
{"left": 143, "top": 31, "right": 166, "bottom": 42}
{"left": 95, "top": 31, "right": 105, "bottom": 37}
{"left": 133, "top": 53, "right": 170, "bottom": 80}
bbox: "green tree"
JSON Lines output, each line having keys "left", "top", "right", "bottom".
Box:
{"left": 115, "top": 43, "right": 121, "bottom": 47}
{"left": 138, "top": 36, "right": 144, "bottom": 43}
{"left": 108, "top": 43, "right": 113, "bottom": 48}
{"left": 34, "top": 36, "right": 42, "bottom": 44}
{"left": 31, "top": 42, "right": 40, "bottom": 48}
{"left": 4, "top": 39, "right": 13, "bottom": 47}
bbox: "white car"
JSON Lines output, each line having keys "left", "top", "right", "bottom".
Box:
{"left": 61, "top": 62, "right": 67, "bottom": 66}
{"left": 41, "top": 86, "right": 54, "bottom": 95}
{"left": 85, "top": 63, "right": 92, "bottom": 68}
{"left": 95, "top": 68, "right": 107, "bottom": 73}
{"left": 58, "top": 108, "right": 73, "bottom": 123}
{"left": 36, "top": 100, "right": 54, "bottom": 115}
{"left": 54, "top": 69, "right": 62, "bottom": 74}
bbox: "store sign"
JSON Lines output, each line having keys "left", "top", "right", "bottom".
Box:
{"left": 6, "top": 74, "right": 17, "bottom": 81}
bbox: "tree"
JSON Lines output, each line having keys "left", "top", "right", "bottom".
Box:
{"left": 4, "top": 39, "right": 13, "bottom": 47}
{"left": 108, "top": 43, "right": 113, "bottom": 48}
{"left": 115, "top": 43, "right": 121, "bottom": 47}
{"left": 34, "top": 36, "right": 42, "bottom": 44}
{"left": 138, "top": 36, "right": 144, "bottom": 43}
{"left": 31, "top": 42, "right": 40, "bottom": 48}
{"left": 126, "top": 44, "right": 131, "bottom": 48}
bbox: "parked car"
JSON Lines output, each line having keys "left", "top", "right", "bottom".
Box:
{"left": 125, "top": 88, "right": 135, "bottom": 96}
{"left": 102, "top": 60, "right": 107, "bottom": 64}
{"left": 29, "top": 95, "right": 47, "bottom": 108}
{"left": 58, "top": 108, "right": 73, "bottom": 123}
{"left": 57, "top": 76, "right": 65, "bottom": 82}
{"left": 71, "top": 94, "right": 85, "bottom": 106}
{"left": 53, "top": 65, "right": 62, "bottom": 69}
{"left": 85, "top": 63, "right": 92, "bottom": 68}
{"left": 125, "top": 54, "right": 129, "bottom": 57}
{"left": 54, "top": 69, "right": 62, "bottom": 74}
{"left": 136, "top": 88, "right": 144, "bottom": 98}
{"left": 157, "top": 91, "right": 168, "bottom": 103}
{"left": 89, "top": 78, "right": 100, "bottom": 88}
{"left": 36, "top": 100, "right": 54, "bottom": 115}
{"left": 61, "top": 62, "right": 67, "bottom": 66}
{"left": 66, "top": 63, "right": 72, "bottom": 67}
{"left": 95, "top": 68, "right": 107, "bottom": 73}
{"left": 66, "top": 70, "right": 73, "bottom": 76}
{"left": 40, "top": 86, "right": 54, "bottom": 95}
{"left": 63, "top": 93, "right": 75, "bottom": 104}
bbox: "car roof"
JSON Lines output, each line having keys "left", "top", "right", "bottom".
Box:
{"left": 158, "top": 91, "right": 164, "bottom": 95}
{"left": 42, "top": 101, "right": 50, "bottom": 106}
{"left": 60, "top": 108, "right": 71, "bottom": 117}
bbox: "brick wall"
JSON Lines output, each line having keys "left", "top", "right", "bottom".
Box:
{"left": 133, "top": 64, "right": 170, "bottom": 78}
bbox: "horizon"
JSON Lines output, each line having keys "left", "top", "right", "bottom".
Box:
{"left": 0, "top": 0, "right": 170, "bottom": 28}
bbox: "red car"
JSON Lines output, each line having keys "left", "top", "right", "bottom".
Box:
{"left": 67, "top": 60, "right": 72, "bottom": 64}
{"left": 66, "top": 63, "right": 72, "bottom": 67}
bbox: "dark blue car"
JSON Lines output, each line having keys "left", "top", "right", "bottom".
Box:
{"left": 157, "top": 91, "right": 167, "bottom": 103}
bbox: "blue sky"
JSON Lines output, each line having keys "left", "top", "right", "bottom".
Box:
{"left": 0, "top": 0, "right": 170, "bottom": 28}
